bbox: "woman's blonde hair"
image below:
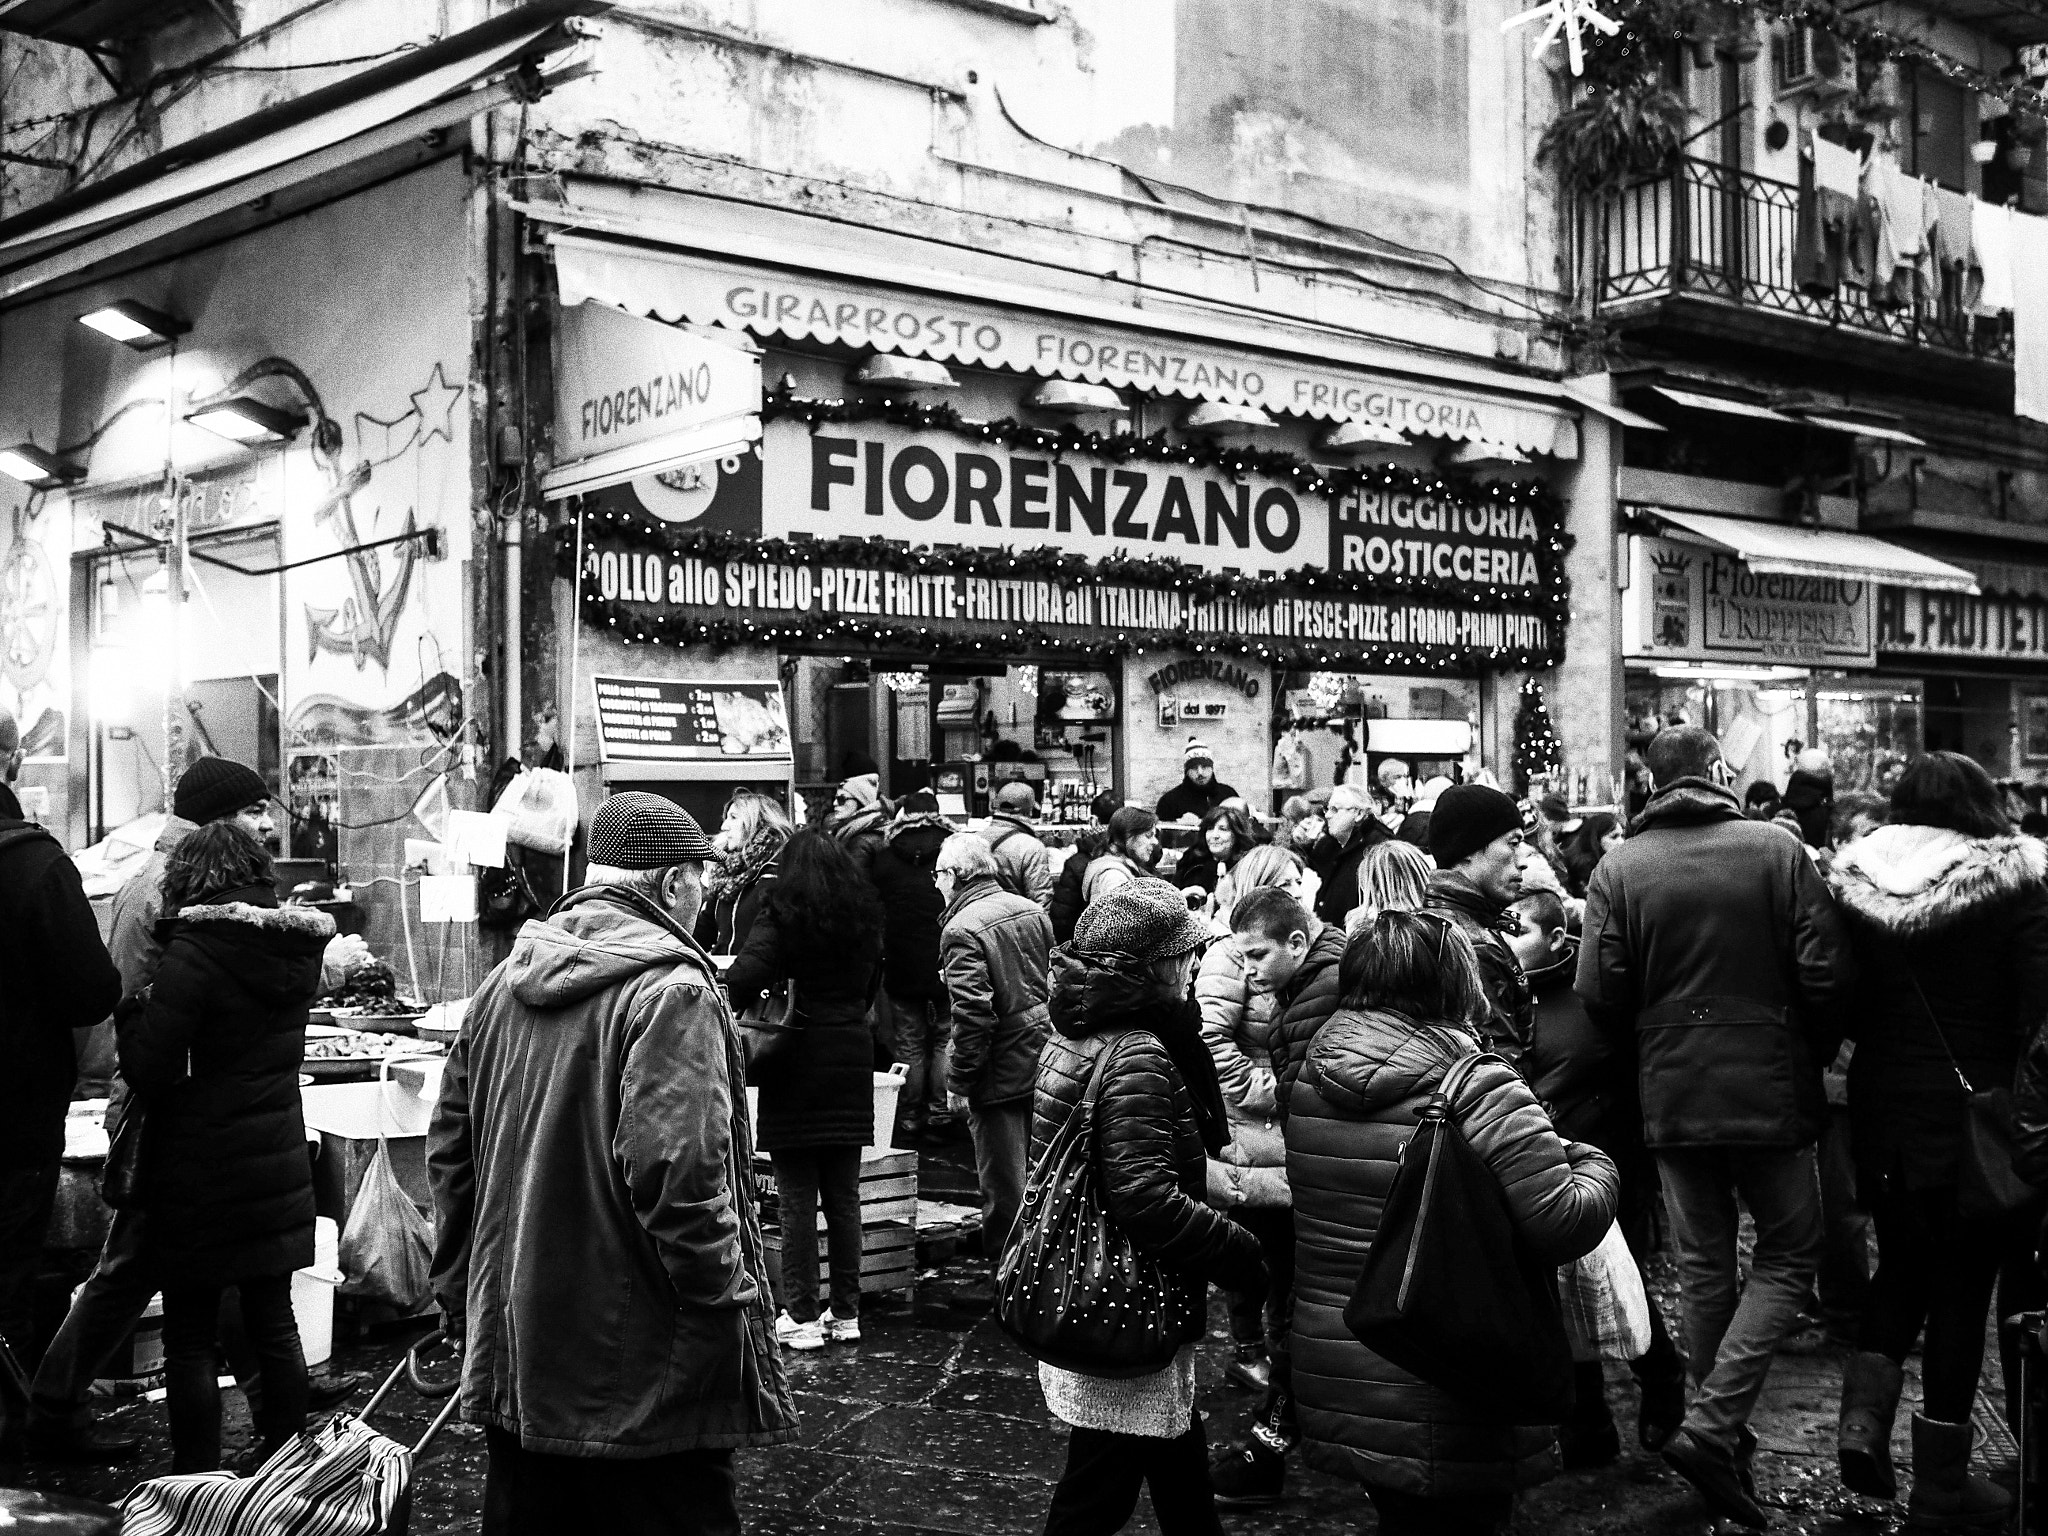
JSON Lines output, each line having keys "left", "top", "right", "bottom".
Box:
{"left": 721, "top": 790, "right": 793, "bottom": 850}
{"left": 1349, "top": 840, "right": 1434, "bottom": 932}
{"left": 1216, "top": 843, "right": 1304, "bottom": 925}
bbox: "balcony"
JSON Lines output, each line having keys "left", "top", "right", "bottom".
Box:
{"left": 1589, "top": 157, "right": 2014, "bottom": 400}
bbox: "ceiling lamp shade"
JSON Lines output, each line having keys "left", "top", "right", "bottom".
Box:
{"left": 1440, "top": 438, "right": 1531, "bottom": 468}
{"left": 1317, "top": 420, "right": 1408, "bottom": 453}
{"left": 0, "top": 443, "right": 83, "bottom": 488}
{"left": 1027, "top": 379, "right": 1127, "bottom": 415}
{"left": 1182, "top": 401, "right": 1277, "bottom": 433}
{"left": 185, "top": 398, "right": 306, "bottom": 445}
{"left": 77, "top": 300, "right": 189, "bottom": 351}
{"left": 849, "top": 354, "right": 958, "bottom": 389}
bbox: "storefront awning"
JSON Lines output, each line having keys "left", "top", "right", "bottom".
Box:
{"left": 1786, "top": 412, "right": 1928, "bottom": 448}
{"left": 1650, "top": 508, "right": 1981, "bottom": 593}
{"left": 542, "top": 418, "right": 761, "bottom": 499}
{"left": 0, "top": 2, "right": 602, "bottom": 302}
{"left": 1646, "top": 387, "right": 1799, "bottom": 425}
{"left": 522, "top": 204, "right": 1583, "bottom": 459}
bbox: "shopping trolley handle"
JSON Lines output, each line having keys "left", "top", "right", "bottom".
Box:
{"left": 405, "top": 1329, "right": 463, "bottom": 1400}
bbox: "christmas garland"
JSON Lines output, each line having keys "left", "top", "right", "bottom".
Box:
{"left": 561, "top": 391, "right": 1574, "bottom": 671}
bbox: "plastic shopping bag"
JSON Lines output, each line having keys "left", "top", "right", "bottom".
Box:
{"left": 490, "top": 766, "right": 578, "bottom": 856}
{"left": 338, "top": 1140, "right": 434, "bottom": 1313}
{"left": 1557, "top": 1220, "right": 1653, "bottom": 1362}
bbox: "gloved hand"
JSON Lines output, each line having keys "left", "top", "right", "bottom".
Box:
{"left": 439, "top": 1305, "right": 466, "bottom": 1352}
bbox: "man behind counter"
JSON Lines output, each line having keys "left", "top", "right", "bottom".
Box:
{"left": 1156, "top": 737, "right": 1239, "bottom": 823}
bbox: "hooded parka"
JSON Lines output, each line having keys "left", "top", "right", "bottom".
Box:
{"left": 117, "top": 888, "right": 332, "bottom": 1287}
{"left": 428, "top": 885, "right": 796, "bottom": 1456}
{"left": 1830, "top": 825, "right": 2048, "bottom": 1191}
{"left": 1287, "top": 1010, "right": 1618, "bottom": 1497}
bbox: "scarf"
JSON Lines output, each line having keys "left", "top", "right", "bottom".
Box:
{"left": 706, "top": 825, "right": 785, "bottom": 900}
{"left": 1052, "top": 947, "right": 1231, "bottom": 1155}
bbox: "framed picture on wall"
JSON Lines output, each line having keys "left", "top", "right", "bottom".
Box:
{"left": 2022, "top": 694, "right": 2048, "bottom": 766}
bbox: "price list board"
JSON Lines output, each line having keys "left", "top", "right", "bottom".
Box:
{"left": 593, "top": 676, "right": 791, "bottom": 761}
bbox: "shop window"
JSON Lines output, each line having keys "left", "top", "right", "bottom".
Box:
{"left": 1923, "top": 676, "right": 2012, "bottom": 776}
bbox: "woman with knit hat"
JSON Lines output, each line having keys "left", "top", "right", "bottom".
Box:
{"left": 1031, "top": 883, "right": 1266, "bottom": 1536}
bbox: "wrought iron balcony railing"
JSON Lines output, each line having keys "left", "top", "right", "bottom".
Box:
{"left": 1590, "top": 156, "right": 2013, "bottom": 364}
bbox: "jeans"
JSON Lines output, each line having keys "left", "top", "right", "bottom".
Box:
{"left": 772, "top": 1147, "right": 862, "bottom": 1323}
{"left": 30, "top": 1206, "right": 155, "bottom": 1424}
{"left": 1043, "top": 1413, "right": 1222, "bottom": 1536}
{"left": 888, "top": 994, "right": 950, "bottom": 1128}
{"left": 969, "top": 1102, "right": 1031, "bottom": 1259}
{"left": 1657, "top": 1145, "right": 1823, "bottom": 1452}
{"left": 483, "top": 1426, "right": 737, "bottom": 1536}
{"left": 0, "top": 1153, "right": 58, "bottom": 1371}
{"left": 1363, "top": 1485, "right": 1512, "bottom": 1536}
{"left": 161, "top": 1273, "right": 305, "bottom": 1472}
{"left": 1858, "top": 1178, "right": 2006, "bottom": 1423}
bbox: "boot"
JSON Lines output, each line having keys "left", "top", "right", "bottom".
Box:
{"left": 1224, "top": 1343, "right": 1271, "bottom": 1395}
{"left": 1561, "top": 1362, "right": 1620, "bottom": 1469}
{"left": 1211, "top": 1437, "right": 1286, "bottom": 1507}
{"left": 1837, "top": 1351, "right": 1904, "bottom": 1500}
{"left": 1904, "top": 1413, "right": 2011, "bottom": 1532}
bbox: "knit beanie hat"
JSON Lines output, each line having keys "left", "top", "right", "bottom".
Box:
{"left": 1428, "top": 783, "right": 1524, "bottom": 870}
{"left": 588, "top": 792, "right": 715, "bottom": 869}
{"left": 992, "top": 781, "right": 1037, "bottom": 815}
{"left": 1072, "top": 881, "right": 1209, "bottom": 962}
{"left": 1183, "top": 737, "right": 1212, "bottom": 767}
{"left": 173, "top": 756, "right": 270, "bottom": 825}
{"left": 896, "top": 789, "right": 943, "bottom": 818}
{"left": 838, "top": 773, "right": 881, "bottom": 811}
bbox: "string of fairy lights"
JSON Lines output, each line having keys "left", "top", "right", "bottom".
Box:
{"left": 561, "top": 391, "right": 1576, "bottom": 673}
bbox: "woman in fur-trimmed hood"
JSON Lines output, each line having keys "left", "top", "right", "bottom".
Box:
{"left": 1825, "top": 751, "right": 2048, "bottom": 1527}
{"left": 116, "top": 820, "right": 332, "bottom": 1471}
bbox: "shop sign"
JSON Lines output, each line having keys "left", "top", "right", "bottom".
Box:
{"left": 1877, "top": 586, "right": 2048, "bottom": 661}
{"left": 554, "top": 238, "right": 1577, "bottom": 457}
{"left": 82, "top": 455, "right": 282, "bottom": 539}
{"left": 1623, "top": 535, "right": 1875, "bottom": 667}
{"left": 591, "top": 674, "right": 791, "bottom": 761}
{"left": 550, "top": 301, "right": 761, "bottom": 482}
{"left": 1331, "top": 486, "right": 1546, "bottom": 588}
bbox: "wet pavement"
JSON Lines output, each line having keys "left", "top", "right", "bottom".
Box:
{"left": 2, "top": 1142, "right": 1964, "bottom": 1533}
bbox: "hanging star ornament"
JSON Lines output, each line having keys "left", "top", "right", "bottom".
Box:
{"left": 1502, "top": 0, "right": 1621, "bottom": 76}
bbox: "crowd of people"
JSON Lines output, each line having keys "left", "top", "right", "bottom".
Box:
{"left": 11, "top": 717, "right": 2048, "bottom": 1536}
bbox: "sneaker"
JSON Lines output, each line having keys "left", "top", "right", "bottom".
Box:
{"left": 775, "top": 1311, "right": 826, "bottom": 1351}
{"left": 820, "top": 1309, "right": 861, "bottom": 1343}
{"left": 1211, "top": 1437, "right": 1286, "bottom": 1507}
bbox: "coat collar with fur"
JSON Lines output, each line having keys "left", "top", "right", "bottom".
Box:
{"left": 1829, "top": 824, "right": 2047, "bottom": 937}
{"left": 172, "top": 901, "right": 336, "bottom": 937}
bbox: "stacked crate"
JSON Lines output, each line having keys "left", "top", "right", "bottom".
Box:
{"left": 754, "top": 1146, "right": 918, "bottom": 1301}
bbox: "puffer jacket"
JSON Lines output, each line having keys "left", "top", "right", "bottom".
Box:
{"left": 1267, "top": 924, "right": 1353, "bottom": 1116}
{"left": 429, "top": 885, "right": 796, "bottom": 1456}
{"left": 1288, "top": 1009, "right": 1618, "bottom": 1497}
{"left": 829, "top": 805, "right": 889, "bottom": 882}
{"left": 982, "top": 814, "right": 1055, "bottom": 909}
{"left": 1577, "top": 777, "right": 1853, "bottom": 1150}
{"left": 118, "top": 887, "right": 332, "bottom": 1287}
{"left": 1032, "top": 949, "right": 1264, "bottom": 1356}
{"left": 869, "top": 812, "right": 951, "bottom": 1000}
{"left": 1049, "top": 831, "right": 1110, "bottom": 944}
{"left": 1198, "top": 939, "right": 1286, "bottom": 1207}
{"left": 940, "top": 874, "right": 1053, "bottom": 1108}
{"left": 1831, "top": 826, "right": 2048, "bottom": 1192}
{"left": 1425, "top": 871, "right": 1534, "bottom": 1067}
{"left": 1082, "top": 849, "right": 1149, "bottom": 905}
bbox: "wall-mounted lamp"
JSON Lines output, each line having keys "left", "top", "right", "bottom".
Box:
{"left": 1316, "top": 420, "right": 1408, "bottom": 454}
{"left": 78, "top": 300, "right": 190, "bottom": 351}
{"left": 849, "top": 354, "right": 958, "bottom": 390}
{"left": 1027, "top": 380, "right": 1127, "bottom": 415}
{"left": 0, "top": 443, "right": 84, "bottom": 487}
{"left": 1440, "top": 438, "right": 1531, "bottom": 469}
{"left": 186, "top": 398, "right": 306, "bottom": 445}
{"left": 1182, "top": 401, "right": 1276, "bottom": 433}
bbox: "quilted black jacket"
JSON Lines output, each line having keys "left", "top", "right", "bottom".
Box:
{"left": 1265, "top": 924, "right": 1353, "bottom": 1118}
{"left": 1032, "top": 949, "right": 1264, "bottom": 1342}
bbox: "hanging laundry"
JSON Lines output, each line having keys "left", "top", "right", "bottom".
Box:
{"left": 1812, "top": 138, "right": 1862, "bottom": 199}
{"left": 1975, "top": 200, "right": 2016, "bottom": 316}
{"left": 1865, "top": 155, "right": 1934, "bottom": 307}
{"left": 1929, "top": 186, "right": 1981, "bottom": 319}
{"left": 2012, "top": 211, "right": 2048, "bottom": 424}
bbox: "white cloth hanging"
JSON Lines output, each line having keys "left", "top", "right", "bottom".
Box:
{"left": 1812, "top": 138, "right": 1861, "bottom": 199}
{"left": 2012, "top": 210, "right": 2048, "bottom": 424}
{"left": 1975, "top": 201, "right": 2016, "bottom": 316}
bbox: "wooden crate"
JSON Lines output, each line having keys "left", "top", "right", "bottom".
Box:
{"left": 755, "top": 1147, "right": 918, "bottom": 1298}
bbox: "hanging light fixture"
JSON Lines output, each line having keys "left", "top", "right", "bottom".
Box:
{"left": 77, "top": 300, "right": 190, "bottom": 351}
{"left": 185, "top": 398, "right": 306, "bottom": 445}
{"left": 1026, "top": 380, "right": 1127, "bottom": 415}
{"left": 0, "top": 443, "right": 83, "bottom": 487}
{"left": 1182, "top": 401, "right": 1277, "bottom": 434}
{"left": 1316, "top": 420, "right": 1408, "bottom": 454}
{"left": 849, "top": 354, "right": 958, "bottom": 390}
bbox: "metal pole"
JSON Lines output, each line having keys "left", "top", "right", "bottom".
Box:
{"left": 162, "top": 475, "right": 186, "bottom": 791}
{"left": 566, "top": 504, "right": 584, "bottom": 778}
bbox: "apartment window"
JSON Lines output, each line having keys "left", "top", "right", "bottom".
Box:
{"left": 1911, "top": 69, "right": 1970, "bottom": 191}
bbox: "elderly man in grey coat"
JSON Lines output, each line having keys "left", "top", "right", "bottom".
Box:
{"left": 430, "top": 793, "right": 796, "bottom": 1536}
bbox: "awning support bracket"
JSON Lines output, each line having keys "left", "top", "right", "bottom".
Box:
{"left": 95, "top": 523, "right": 441, "bottom": 576}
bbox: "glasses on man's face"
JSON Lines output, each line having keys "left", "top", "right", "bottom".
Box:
{"left": 833, "top": 795, "right": 856, "bottom": 808}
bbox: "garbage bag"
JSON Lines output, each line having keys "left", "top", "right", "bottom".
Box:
{"left": 338, "top": 1140, "right": 433, "bottom": 1313}
{"left": 490, "top": 766, "right": 578, "bottom": 857}
{"left": 1557, "top": 1220, "right": 1653, "bottom": 1363}
{"left": 122, "top": 1414, "right": 411, "bottom": 1536}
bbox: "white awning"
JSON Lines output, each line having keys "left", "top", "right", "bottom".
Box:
{"left": 1650, "top": 508, "right": 1980, "bottom": 593}
{"left": 1789, "top": 412, "right": 1928, "bottom": 447}
{"left": 1647, "top": 387, "right": 1799, "bottom": 425}
{"left": 1563, "top": 382, "right": 1668, "bottom": 431}
{"left": 542, "top": 416, "right": 762, "bottom": 500}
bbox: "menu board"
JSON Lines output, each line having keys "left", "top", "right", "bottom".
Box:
{"left": 593, "top": 676, "right": 791, "bottom": 761}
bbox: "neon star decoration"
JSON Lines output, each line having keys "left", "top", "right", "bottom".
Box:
{"left": 1502, "top": 0, "right": 1619, "bottom": 76}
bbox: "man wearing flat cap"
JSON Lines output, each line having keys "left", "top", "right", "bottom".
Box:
{"left": 430, "top": 792, "right": 795, "bottom": 1536}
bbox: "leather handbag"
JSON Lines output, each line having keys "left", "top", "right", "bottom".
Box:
{"left": 1911, "top": 976, "right": 2040, "bottom": 1223}
{"left": 1343, "top": 1048, "right": 1575, "bottom": 1425}
{"left": 995, "top": 1044, "right": 1196, "bottom": 1378}
{"left": 100, "top": 1093, "right": 149, "bottom": 1210}
{"left": 737, "top": 981, "right": 802, "bottom": 1087}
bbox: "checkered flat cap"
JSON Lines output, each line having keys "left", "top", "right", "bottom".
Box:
{"left": 588, "top": 792, "right": 715, "bottom": 869}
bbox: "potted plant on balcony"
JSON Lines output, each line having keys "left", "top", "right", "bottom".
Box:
{"left": 1540, "top": 75, "right": 1691, "bottom": 195}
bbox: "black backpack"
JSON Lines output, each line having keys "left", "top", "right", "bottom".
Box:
{"left": 1048, "top": 843, "right": 1095, "bottom": 944}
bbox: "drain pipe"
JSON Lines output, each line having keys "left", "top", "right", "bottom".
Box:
{"left": 500, "top": 509, "right": 522, "bottom": 762}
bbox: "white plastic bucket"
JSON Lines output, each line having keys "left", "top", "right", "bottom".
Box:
{"left": 871, "top": 1065, "right": 908, "bottom": 1148}
{"left": 293, "top": 1216, "right": 342, "bottom": 1367}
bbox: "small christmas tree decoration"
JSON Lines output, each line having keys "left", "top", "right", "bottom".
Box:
{"left": 1513, "top": 677, "right": 1564, "bottom": 795}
